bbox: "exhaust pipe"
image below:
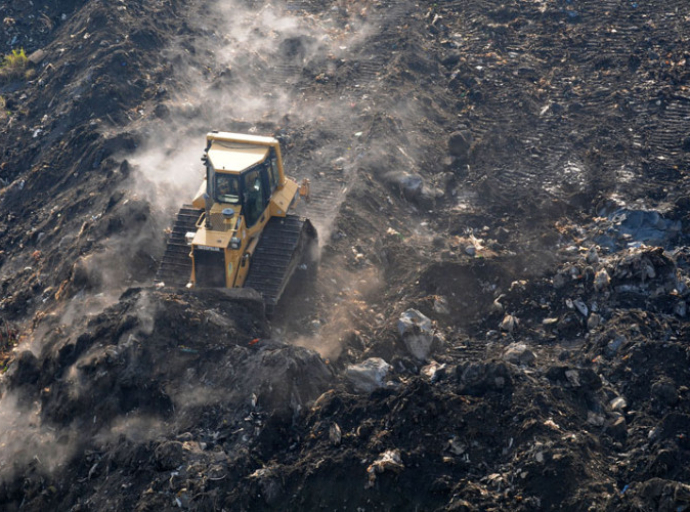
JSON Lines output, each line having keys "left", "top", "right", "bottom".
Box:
{"left": 203, "top": 193, "right": 213, "bottom": 228}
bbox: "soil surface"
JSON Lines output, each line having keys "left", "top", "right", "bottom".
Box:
{"left": 1, "top": 0, "right": 690, "bottom": 510}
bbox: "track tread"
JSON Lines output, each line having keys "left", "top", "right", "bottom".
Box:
{"left": 244, "top": 215, "right": 315, "bottom": 314}
{"left": 155, "top": 205, "right": 202, "bottom": 287}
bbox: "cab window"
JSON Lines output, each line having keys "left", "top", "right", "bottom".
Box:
{"left": 268, "top": 152, "right": 280, "bottom": 191}
{"left": 215, "top": 174, "right": 240, "bottom": 204}
{"left": 243, "top": 169, "right": 267, "bottom": 227}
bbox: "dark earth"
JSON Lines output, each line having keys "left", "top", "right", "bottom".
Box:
{"left": 1, "top": 0, "right": 690, "bottom": 510}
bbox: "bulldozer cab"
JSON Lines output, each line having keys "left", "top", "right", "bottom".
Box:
{"left": 204, "top": 134, "right": 284, "bottom": 228}
{"left": 207, "top": 151, "right": 281, "bottom": 228}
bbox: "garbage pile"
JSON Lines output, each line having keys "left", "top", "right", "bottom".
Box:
{"left": 1, "top": 288, "right": 334, "bottom": 509}
{"left": 0, "top": 0, "right": 689, "bottom": 509}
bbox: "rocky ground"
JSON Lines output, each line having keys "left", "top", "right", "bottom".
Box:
{"left": 1, "top": 0, "right": 690, "bottom": 510}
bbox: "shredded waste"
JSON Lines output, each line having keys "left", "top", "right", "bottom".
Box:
{"left": 0, "top": 0, "right": 689, "bottom": 510}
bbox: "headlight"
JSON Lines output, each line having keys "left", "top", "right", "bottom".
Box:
{"left": 230, "top": 237, "right": 241, "bottom": 249}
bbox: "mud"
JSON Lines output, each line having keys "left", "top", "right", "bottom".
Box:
{"left": 1, "top": 0, "right": 690, "bottom": 510}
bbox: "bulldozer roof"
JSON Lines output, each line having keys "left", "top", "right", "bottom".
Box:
{"left": 207, "top": 142, "right": 269, "bottom": 173}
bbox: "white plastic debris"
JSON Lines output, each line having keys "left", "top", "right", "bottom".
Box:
{"left": 421, "top": 360, "right": 446, "bottom": 382}
{"left": 398, "top": 309, "right": 434, "bottom": 360}
{"left": 345, "top": 358, "right": 391, "bottom": 393}
{"left": 610, "top": 397, "right": 627, "bottom": 411}
{"left": 329, "top": 423, "right": 342, "bottom": 446}
{"left": 499, "top": 314, "right": 518, "bottom": 333}
{"left": 365, "top": 449, "right": 404, "bottom": 488}
{"left": 433, "top": 296, "right": 450, "bottom": 314}
{"left": 543, "top": 418, "right": 560, "bottom": 431}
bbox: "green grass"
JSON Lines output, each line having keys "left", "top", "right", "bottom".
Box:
{"left": 0, "top": 48, "right": 29, "bottom": 82}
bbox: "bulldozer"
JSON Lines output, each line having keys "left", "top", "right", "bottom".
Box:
{"left": 155, "top": 131, "right": 317, "bottom": 314}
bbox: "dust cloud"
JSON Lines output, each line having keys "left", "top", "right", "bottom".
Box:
{"left": 292, "top": 265, "right": 382, "bottom": 360}
{"left": 119, "top": 0, "right": 393, "bottom": 360}
{"left": 95, "top": 415, "right": 167, "bottom": 446}
{"left": 128, "top": 0, "right": 374, "bottom": 217}
{"left": 0, "top": 393, "right": 76, "bottom": 485}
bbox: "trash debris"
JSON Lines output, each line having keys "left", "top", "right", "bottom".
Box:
{"left": 329, "top": 423, "right": 342, "bottom": 446}
{"left": 572, "top": 299, "right": 588, "bottom": 317}
{"left": 421, "top": 360, "right": 447, "bottom": 382}
{"left": 433, "top": 296, "right": 450, "bottom": 314}
{"left": 365, "top": 449, "right": 405, "bottom": 489}
{"left": 585, "top": 246, "right": 599, "bottom": 264}
{"left": 610, "top": 397, "right": 627, "bottom": 411}
{"left": 502, "top": 343, "right": 536, "bottom": 366}
{"left": 345, "top": 358, "right": 392, "bottom": 393}
{"left": 490, "top": 295, "right": 505, "bottom": 315}
{"left": 593, "top": 269, "right": 611, "bottom": 291}
{"left": 593, "top": 208, "right": 682, "bottom": 251}
{"left": 397, "top": 309, "right": 434, "bottom": 360}
{"left": 447, "top": 437, "right": 466, "bottom": 455}
{"left": 384, "top": 171, "right": 425, "bottom": 201}
{"left": 565, "top": 369, "right": 581, "bottom": 387}
{"left": 587, "top": 412, "right": 605, "bottom": 427}
{"left": 586, "top": 313, "right": 601, "bottom": 330}
{"left": 1, "top": 0, "right": 689, "bottom": 510}
{"left": 499, "top": 314, "right": 518, "bottom": 333}
{"left": 543, "top": 418, "right": 560, "bottom": 431}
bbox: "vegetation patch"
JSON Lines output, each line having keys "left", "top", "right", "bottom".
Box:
{"left": 0, "top": 48, "right": 30, "bottom": 82}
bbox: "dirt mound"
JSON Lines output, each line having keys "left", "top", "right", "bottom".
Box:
{"left": 1, "top": 288, "right": 333, "bottom": 510}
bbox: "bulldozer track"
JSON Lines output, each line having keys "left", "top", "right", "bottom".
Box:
{"left": 244, "top": 214, "right": 316, "bottom": 315}
{"left": 155, "top": 207, "right": 316, "bottom": 315}
{"left": 155, "top": 205, "right": 202, "bottom": 287}
{"left": 443, "top": 0, "right": 690, "bottom": 211}
{"left": 300, "top": 176, "right": 349, "bottom": 222}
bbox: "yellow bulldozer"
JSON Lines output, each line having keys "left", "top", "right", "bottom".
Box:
{"left": 156, "top": 132, "right": 317, "bottom": 313}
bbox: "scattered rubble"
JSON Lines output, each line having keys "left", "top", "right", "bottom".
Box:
{"left": 0, "top": 0, "right": 689, "bottom": 510}
{"left": 499, "top": 313, "right": 518, "bottom": 333}
{"left": 345, "top": 357, "right": 391, "bottom": 393}
{"left": 502, "top": 343, "right": 535, "bottom": 366}
{"left": 366, "top": 449, "right": 405, "bottom": 489}
{"left": 397, "top": 308, "right": 434, "bottom": 361}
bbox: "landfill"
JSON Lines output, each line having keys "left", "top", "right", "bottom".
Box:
{"left": 1, "top": 0, "right": 689, "bottom": 510}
